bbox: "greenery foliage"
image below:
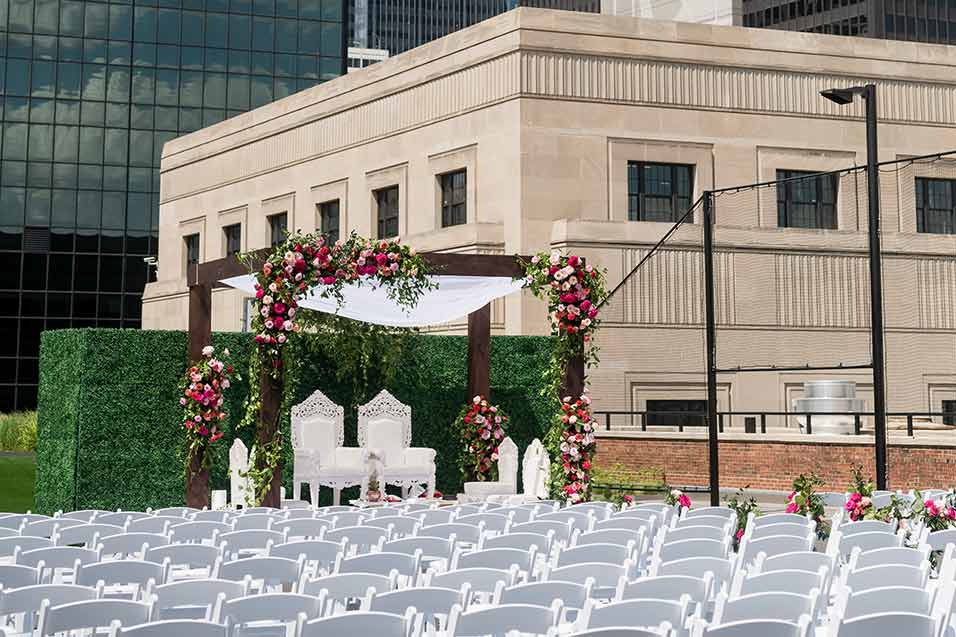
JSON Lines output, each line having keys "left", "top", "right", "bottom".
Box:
{"left": 0, "top": 412, "right": 38, "bottom": 452}
{"left": 36, "top": 328, "right": 553, "bottom": 513}
{"left": 0, "top": 454, "right": 36, "bottom": 514}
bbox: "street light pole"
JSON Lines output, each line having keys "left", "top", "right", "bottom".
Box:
{"left": 821, "top": 83, "right": 888, "bottom": 490}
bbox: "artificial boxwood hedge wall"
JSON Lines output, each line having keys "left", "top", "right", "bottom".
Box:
{"left": 36, "top": 328, "right": 554, "bottom": 513}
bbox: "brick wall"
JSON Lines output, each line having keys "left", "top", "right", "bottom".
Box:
{"left": 596, "top": 435, "right": 956, "bottom": 491}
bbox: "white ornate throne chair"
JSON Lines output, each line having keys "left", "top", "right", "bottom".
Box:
{"left": 229, "top": 438, "right": 253, "bottom": 507}
{"left": 291, "top": 389, "right": 368, "bottom": 506}
{"left": 462, "top": 436, "right": 519, "bottom": 502}
{"left": 357, "top": 389, "right": 436, "bottom": 499}
{"left": 519, "top": 438, "right": 551, "bottom": 502}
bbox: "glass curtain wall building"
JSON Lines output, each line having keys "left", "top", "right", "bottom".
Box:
{"left": 0, "top": 0, "right": 346, "bottom": 411}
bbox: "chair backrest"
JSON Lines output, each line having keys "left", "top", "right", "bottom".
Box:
{"left": 537, "top": 510, "right": 594, "bottom": 533}
{"left": 848, "top": 546, "right": 930, "bottom": 571}
{"left": 757, "top": 551, "right": 834, "bottom": 577}
{"left": 218, "top": 529, "right": 285, "bottom": 559}
{"left": 337, "top": 551, "right": 421, "bottom": 580}
{"left": 358, "top": 390, "right": 411, "bottom": 464}
{"left": 737, "top": 534, "right": 814, "bottom": 570}
{"left": 99, "top": 533, "right": 170, "bottom": 559}
{"left": 521, "top": 438, "right": 551, "bottom": 500}
{"left": 270, "top": 539, "right": 343, "bottom": 575}
{"left": 146, "top": 544, "right": 220, "bottom": 574}
{"left": 427, "top": 566, "right": 518, "bottom": 598}
{"left": 747, "top": 523, "right": 815, "bottom": 540}
{"left": 456, "top": 513, "right": 512, "bottom": 534}
{"left": 496, "top": 437, "right": 520, "bottom": 489}
{"left": 662, "top": 525, "right": 726, "bottom": 543}
{"left": 324, "top": 525, "right": 390, "bottom": 553}
{"left": 734, "top": 568, "right": 826, "bottom": 597}
{"left": 109, "top": 619, "right": 227, "bottom": 637}
{"left": 301, "top": 572, "right": 394, "bottom": 610}
{"left": 684, "top": 507, "right": 734, "bottom": 522}
{"left": 924, "top": 528, "right": 956, "bottom": 552}
{"left": 493, "top": 507, "right": 536, "bottom": 525}
{"left": 18, "top": 545, "right": 100, "bottom": 570}
{"left": 702, "top": 617, "right": 811, "bottom": 637}
{"left": 498, "top": 580, "right": 593, "bottom": 611}
{"left": 272, "top": 517, "right": 332, "bottom": 540}
{"left": 511, "top": 521, "right": 573, "bottom": 546}
{"left": 675, "top": 515, "right": 733, "bottom": 530}
{"left": 0, "top": 536, "right": 53, "bottom": 558}
{"left": 282, "top": 510, "right": 319, "bottom": 520}
{"left": 656, "top": 557, "right": 733, "bottom": 590}
{"left": 149, "top": 578, "right": 247, "bottom": 621}
{"left": 291, "top": 389, "right": 345, "bottom": 455}
{"left": 749, "top": 513, "right": 809, "bottom": 527}
{"left": 0, "top": 584, "right": 96, "bottom": 631}
{"left": 567, "top": 628, "right": 671, "bottom": 637}
{"left": 421, "top": 523, "right": 483, "bottom": 546}
{"left": 299, "top": 609, "right": 414, "bottom": 637}
{"left": 839, "top": 520, "right": 897, "bottom": 536}
{"left": 483, "top": 531, "right": 553, "bottom": 556}
{"left": 363, "top": 516, "right": 420, "bottom": 538}
{"left": 370, "top": 586, "right": 465, "bottom": 624}
{"left": 231, "top": 514, "right": 275, "bottom": 531}
{"left": 382, "top": 536, "right": 455, "bottom": 563}
{"left": 0, "top": 563, "right": 40, "bottom": 589}
{"left": 37, "top": 598, "right": 152, "bottom": 636}
{"left": 581, "top": 598, "right": 686, "bottom": 632}
{"left": 447, "top": 601, "right": 561, "bottom": 637}
{"left": 169, "top": 521, "right": 232, "bottom": 545}
{"left": 153, "top": 508, "right": 198, "bottom": 518}
{"left": 416, "top": 510, "right": 456, "bottom": 526}
{"left": 22, "top": 518, "right": 85, "bottom": 538}
{"left": 127, "top": 517, "right": 181, "bottom": 535}
{"left": 547, "top": 560, "right": 631, "bottom": 590}
{"left": 190, "top": 511, "right": 231, "bottom": 524}
{"left": 657, "top": 538, "right": 729, "bottom": 563}
{"left": 55, "top": 523, "right": 125, "bottom": 547}
{"left": 77, "top": 559, "right": 168, "bottom": 590}
{"left": 836, "top": 586, "right": 932, "bottom": 621}
{"left": 844, "top": 563, "right": 929, "bottom": 592}
{"left": 330, "top": 512, "right": 371, "bottom": 528}
{"left": 455, "top": 547, "right": 536, "bottom": 573}
{"left": 618, "top": 573, "right": 712, "bottom": 605}
{"left": 219, "top": 556, "right": 303, "bottom": 590}
{"left": 221, "top": 592, "right": 322, "bottom": 626}
{"left": 557, "top": 543, "right": 633, "bottom": 570}
{"left": 834, "top": 531, "right": 903, "bottom": 557}
{"left": 569, "top": 503, "right": 614, "bottom": 521}
{"left": 835, "top": 611, "right": 937, "bottom": 637}
{"left": 714, "top": 590, "right": 816, "bottom": 625}
{"left": 0, "top": 514, "right": 50, "bottom": 530}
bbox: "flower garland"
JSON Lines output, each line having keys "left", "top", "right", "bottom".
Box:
{"left": 665, "top": 488, "right": 692, "bottom": 509}
{"left": 247, "top": 230, "right": 434, "bottom": 377}
{"left": 179, "top": 345, "right": 236, "bottom": 473}
{"left": 845, "top": 465, "right": 876, "bottom": 522}
{"left": 786, "top": 472, "right": 828, "bottom": 538}
{"left": 726, "top": 487, "right": 760, "bottom": 548}
{"left": 558, "top": 393, "right": 596, "bottom": 504}
{"left": 455, "top": 395, "right": 509, "bottom": 483}
{"left": 914, "top": 496, "right": 956, "bottom": 532}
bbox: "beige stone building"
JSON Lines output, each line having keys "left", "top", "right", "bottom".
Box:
{"left": 144, "top": 8, "right": 956, "bottom": 428}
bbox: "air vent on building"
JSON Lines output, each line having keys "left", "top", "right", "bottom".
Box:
{"left": 22, "top": 227, "right": 51, "bottom": 253}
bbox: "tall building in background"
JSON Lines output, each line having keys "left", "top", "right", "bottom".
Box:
{"left": 348, "top": 0, "right": 599, "bottom": 56}
{"left": 601, "top": 0, "right": 741, "bottom": 26}
{"left": 741, "top": 0, "right": 956, "bottom": 43}
{"left": 0, "top": 0, "right": 346, "bottom": 411}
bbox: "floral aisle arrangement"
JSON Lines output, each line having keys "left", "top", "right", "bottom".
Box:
{"left": 911, "top": 494, "right": 956, "bottom": 533}
{"left": 665, "top": 488, "right": 692, "bottom": 510}
{"left": 726, "top": 487, "right": 760, "bottom": 548}
{"left": 558, "top": 393, "right": 597, "bottom": 504}
{"left": 179, "top": 346, "right": 236, "bottom": 482}
{"left": 455, "top": 395, "right": 509, "bottom": 483}
{"left": 786, "top": 472, "right": 829, "bottom": 538}
{"left": 845, "top": 466, "right": 876, "bottom": 521}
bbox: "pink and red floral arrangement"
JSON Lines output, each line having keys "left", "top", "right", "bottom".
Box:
{"left": 521, "top": 251, "right": 607, "bottom": 343}
{"left": 558, "top": 393, "right": 597, "bottom": 504}
{"left": 180, "top": 345, "right": 236, "bottom": 470}
{"left": 455, "top": 395, "right": 509, "bottom": 482}
{"left": 249, "top": 231, "right": 433, "bottom": 375}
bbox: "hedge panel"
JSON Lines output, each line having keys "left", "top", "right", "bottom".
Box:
{"left": 36, "top": 329, "right": 554, "bottom": 512}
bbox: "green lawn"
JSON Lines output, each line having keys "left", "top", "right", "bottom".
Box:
{"left": 0, "top": 453, "right": 36, "bottom": 513}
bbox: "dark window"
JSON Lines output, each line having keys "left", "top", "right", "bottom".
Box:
{"left": 646, "top": 399, "right": 707, "bottom": 428}
{"left": 945, "top": 400, "right": 956, "bottom": 427}
{"left": 627, "top": 162, "right": 693, "bottom": 222}
{"left": 319, "top": 200, "right": 340, "bottom": 243}
{"left": 184, "top": 233, "right": 200, "bottom": 266}
{"left": 268, "top": 213, "right": 288, "bottom": 247}
{"left": 916, "top": 178, "right": 956, "bottom": 235}
{"left": 224, "top": 223, "right": 242, "bottom": 256}
{"left": 440, "top": 170, "right": 467, "bottom": 227}
{"left": 375, "top": 186, "right": 400, "bottom": 239}
{"left": 776, "top": 170, "right": 838, "bottom": 230}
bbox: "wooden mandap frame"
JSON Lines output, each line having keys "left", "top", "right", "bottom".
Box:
{"left": 187, "top": 249, "right": 584, "bottom": 507}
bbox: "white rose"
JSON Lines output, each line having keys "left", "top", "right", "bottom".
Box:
{"left": 201, "top": 345, "right": 214, "bottom": 357}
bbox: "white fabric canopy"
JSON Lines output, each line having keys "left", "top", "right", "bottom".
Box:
{"left": 220, "top": 274, "right": 524, "bottom": 328}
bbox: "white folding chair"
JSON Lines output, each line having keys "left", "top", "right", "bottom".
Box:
{"left": 847, "top": 545, "right": 930, "bottom": 571}
{"left": 841, "top": 562, "right": 930, "bottom": 593}
{"left": 736, "top": 534, "right": 814, "bottom": 572}
{"left": 512, "top": 521, "right": 574, "bottom": 548}
{"left": 219, "top": 529, "right": 286, "bottom": 561}
{"left": 169, "top": 522, "right": 233, "bottom": 546}
{"left": 617, "top": 574, "right": 713, "bottom": 607}
{"left": 108, "top": 619, "right": 226, "bottom": 637}
{"left": 153, "top": 508, "right": 199, "bottom": 518}
{"left": 579, "top": 597, "right": 690, "bottom": 636}
{"left": 745, "top": 523, "right": 815, "bottom": 541}
{"left": 496, "top": 579, "right": 594, "bottom": 614}
{"left": 545, "top": 560, "right": 634, "bottom": 599}
{"left": 0, "top": 563, "right": 40, "bottom": 589}
{"left": 17, "top": 546, "right": 101, "bottom": 584}
{"left": 296, "top": 608, "right": 417, "bottom": 637}
{"left": 839, "top": 520, "right": 898, "bottom": 536}
{"left": 55, "top": 524, "right": 125, "bottom": 548}
{"left": 655, "top": 557, "right": 734, "bottom": 592}
{"left": 447, "top": 601, "right": 562, "bottom": 637}
{"left": 747, "top": 513, "right": 809, "bottom": 528}
{"left": 834, "top": 611, "right": 938, "bottom": 637}
{"left": 127, "top": 517, "right": 183, "bottom": 535}
{"left": 564, "top": 627, "right": 671, "bottom": 637}
{"left": 219, "top": 592, "right": 323, "bottom": 637}
{"left": 218, "top": 556, "right": 305, "bottom": 593}
{"left": 370, "top": 585, "right": 468, "bottom": 630}
{"left": 270, "top": 539, "right": 345, "bottom": 577}
{"left": 713, "top": 590, "right": 817, "bottom": 625}
{"left": 421, "top": 524, "right": 484, "bottom": 549}
{"left": 731, "top": 567, "right": 827, "bottom": 599}
{"left": 37, "top": 598, "right": 153, "bottom": 637}
{"left": 324, "top": 526, "right": 391, "bottom": 555}
{"left": 0, "top": 536, "right": 53, "bottom": 559}
{"left": 21, "top": 519, "right": 86, "bottom": 539}
{"left": 426, "top": 566, "right": 519, "bottom": 605}
{"left": 382, "top": 536, "right": 456, "bottom": 572}
{"left": 453, "top": 547, "right": 537, "bottom": 577}
{"left": 147, "top": 577, "right": 248, "bottom": 621}
{"left": 146, "top": 544, "right": 221, "bottom": 581}
{"left": 336, "top": 551, "right": 422, "bottom": 586}
{"left": 537, "top": 511, "right": 594, "bottom": 535}
{"left": 364, "top": 516, "right": 420, "bottom": 539}
{"left": 76, "top": 559, "right": 169, "bottom": 599}
{"left": 832, "top": 586, "right": 932, "bottom": 623}
{"left": 683, "top": 508, "right": 734, "bottom": 523}
{"left": 271, "top": 518, "right": 333, "bottom": 541}
{"left": 695, "top": 617, "right": 811, "bottom": 637}
{"left": 661, "top": 526, "right": 727, "bottom": 543}
{"left": 329, "top": 512, "right": 371, "bottom": 529}
{"left": 231, "top": 514, "right": 276, "bottom": 531}
{"left": 569, "top": 503, "right": 615, "bottom": 522}
{"left": 0, "top": 584, "right": 97, "bottom": 635}
{"left": 190, "top": 512, "right": 232, "bottom": 524}
{"left": 830, "top": 530, "right": 903, "bottom": 558}
{"left": 482, "top": 531, "right": 553, "bottom": 558}
{"left": 99, "top": 533, "right": 171, "bottom": 560}
{"left": 556, "top": 544, "right": 635, "bottom": 575}
{"left": 655, "top": 539, "right": 730, "bottom": 565}
{"left": 301, "top": 572, "right": 394, "bottom": 614}
{"left": 415, "top": 510, "right": 456, "bottom": 527}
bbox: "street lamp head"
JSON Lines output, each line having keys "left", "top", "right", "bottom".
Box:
{"left": 820, "top": 88, "right": 857, "bottom": 105}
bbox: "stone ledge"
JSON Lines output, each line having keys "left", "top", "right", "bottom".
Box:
{"left": 595, "top": 428, "right": 956, "bottom": 448}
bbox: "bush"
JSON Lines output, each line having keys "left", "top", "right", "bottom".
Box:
{"left": 36, "top": 329, "right": 555, "bottom": 513}
{"left": 0, "top": 412, "right": 38, "bottom": 452}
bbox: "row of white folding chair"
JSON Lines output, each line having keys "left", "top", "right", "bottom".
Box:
{"left": 828, "top": 581, "right": 956, "bottom": 632}
{"left": 826, "top": 528, "right": 906, "bottom": 561}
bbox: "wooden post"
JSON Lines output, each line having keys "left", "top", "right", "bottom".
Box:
{"left": 188, "top": 283, "right": 212, "bottom": 362}
{"left": 561, "top": 354, "right": 585, "bottom": 401}
{"left": 258, "top": 368, "right": 283, "bottom": 508}
{"left": 185, "top": 451, "right": 210, "bottom": 509}
{"left": 467, "top": 303, "right": 492, "bottom": 400}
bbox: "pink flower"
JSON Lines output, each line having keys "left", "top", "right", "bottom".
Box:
{"left": 786, "top": 502, "right": 799, "bottom": 514}
{"left": 568, "top": 255, "right": 580, "bottom": 267}
{"left": 736, "top": 528, "right": 745, "bottom": 540}
{"left": 678, "top": 494, "right": 692, "bottom": 509}
{"left": 623, "top": 495, "right": 634, "bottom": 505}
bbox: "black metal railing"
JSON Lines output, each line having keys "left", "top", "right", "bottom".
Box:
{"left": 594, "top": 410, "right": 956, "bottom": 437}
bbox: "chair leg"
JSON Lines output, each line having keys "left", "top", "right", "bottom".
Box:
{"left": 293, "top": 480, "right": 302, "bottom": 501}
{"left": 310, "top": 481, "right": 319, "bottom": 507}
{"left": 333, "top": 488, "right": 341, "bottom": 506}
{"left": 427, "top": 477, "right": 435, "bottom": 499}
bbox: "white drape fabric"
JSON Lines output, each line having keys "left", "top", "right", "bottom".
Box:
{"left": 220, "top": 274, "right": 524, "bottom": 328}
